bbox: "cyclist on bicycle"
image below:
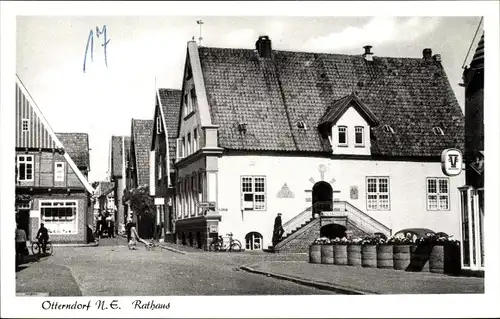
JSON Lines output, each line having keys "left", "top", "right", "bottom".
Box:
{"left": 36, "top": 223, "right": 49, "bottom": 253}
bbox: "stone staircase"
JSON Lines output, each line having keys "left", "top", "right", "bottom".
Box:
{"left": 270, "top": 201, "right": 391, "bottom": 253}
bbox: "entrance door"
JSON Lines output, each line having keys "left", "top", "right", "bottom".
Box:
{"left": 312, "top": 181, "right": 333, "bottom": 217}
{"left": 16, "top": 210, "right": 31, "bottom": 240}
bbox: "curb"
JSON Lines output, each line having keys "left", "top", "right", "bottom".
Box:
{"left": 51, "top": 242, "right": 99, "bottom": 247}
{"left": 240, "top": 266, "right": 372, "bottom": 295}
{"left": 158, "top": 245, "right": 187, "bottom": 255}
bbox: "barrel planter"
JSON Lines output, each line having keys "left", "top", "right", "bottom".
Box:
{"left": 377, "top": 244, "right": 394, "bottom": 269}
{"left": 347, "top": 245, "right": 362, "bottom": 266}
{"left": 321, "top": 244, "right": 334, "bottom": 264}
{"left": 393, "top": 245, "right": 411, "bottom": 271}
{"left": 361, "top": 244, "right": 377, "bottom": 268}
{"left": 444, "top": 243, "right": 461, "bottom": 275}
{"left": 309, "top": 244, "right": 321, "bottom": 264}
{"left": 333, "top": 244, "right": 348, "bottom": 265}
{"left": 409, "top": 244, "right": 430, "bottom": 272}
{"left": 429, "top": 245, "right": 445, "bottom": 273}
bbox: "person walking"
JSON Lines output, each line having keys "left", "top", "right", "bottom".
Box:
{"left": 126, "top": 217, "right": 150, "bottom": 250}
{"left": 272, "top": 213, "right": 284, "bottom": 247}
{"left": 15, "top": 224, "right": 28, "bottom": 265}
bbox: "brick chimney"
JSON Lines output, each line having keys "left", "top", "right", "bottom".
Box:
{"left": 255, "top": 35, "right": 272, "bottom": 58}
{"left": 363, "top": 45, "right": 373, "bottom": 61}
{"left": 432, "top": 54, "right": 442, "bottom": 62}
{"left": 423, "top": 48, "right": 432, "bottom": 60}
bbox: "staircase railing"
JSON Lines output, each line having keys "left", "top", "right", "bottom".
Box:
{"left": 331, "top": 201, "right": 392, "bottom": 236}
{"left": 279, "top": 202, "right": 320, "bottom": 237}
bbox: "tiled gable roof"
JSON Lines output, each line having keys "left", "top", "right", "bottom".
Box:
{"left": 198, "top": 46, "right": 464, "bottom": 157}
{"left": 56, "top": 133, "right": 90, "bottom": 170}
{"left": 131, "top": 119, "right": 153, "bottom": 187}
{"left": 111, "top": 136, "right": 130, "bottom": 178}
{"left": 320, "top": 91, "right": 379, "bottom": 127}
{"left": 158, "top": 88, "right": 182, "bottom": 160}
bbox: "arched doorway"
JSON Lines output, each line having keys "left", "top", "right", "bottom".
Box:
{"left": 245, "top": 232, "right": 263, "bottom": 250}
{"left": 312, "top": 181, "right": 333, "bottom": 217}
{"left": 320, "top": 223, "right": 347, "bottom": 239}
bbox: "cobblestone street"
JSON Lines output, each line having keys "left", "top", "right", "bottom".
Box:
{"left": 15, "top": 238, "right": 334, "bottom": 296}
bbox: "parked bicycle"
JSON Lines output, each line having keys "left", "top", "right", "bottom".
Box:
{"left": 209, "top": 233, "right": 242, "bottom": 252}
{"left": 31, "top": 239, "right": 53, "bottom": 258}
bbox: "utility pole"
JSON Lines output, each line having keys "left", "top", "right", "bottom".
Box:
{"left": 197, "top": 20, "right": 204, "bottom": 46}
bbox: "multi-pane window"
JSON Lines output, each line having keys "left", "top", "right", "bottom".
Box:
{"left": 245, "top": 232, "right": 263, "bottom": 250}
{"left": 54, "top": 162, "right": 65, "bottom": 182}
{"left": 17, "top": 155, "right": 34, "bottom": 181}
{"left": 22, "top": 119, "right": 30, "bottom": 132}
{"left": 366, "top": 177, "right": 390, "bottom": 210}
{"left": 241, "top": 176, "right": 266, "bottom": 211}
{"left": 338, "top": 126, "right": 347, "bottom": 146}
{"left": 40, "top": 201, "right": 77, "bottom": 234}
{"left": 427, "top": 178, "right": 449, "bottom": 210}
{"left": 193, "top": 128, "right": 198, "bottom": 152}
{"left": 355, "top": 126, "right": 364, "bottom": 146}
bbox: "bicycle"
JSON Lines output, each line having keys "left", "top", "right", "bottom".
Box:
{"left": 145, "top": 240, "right": 161, "bottom": 251}
{"left": 31, "top": 239, "right": 53, "bottom": 258}
{"left": 209, "top": 233, "right": 242, "bottom": 252}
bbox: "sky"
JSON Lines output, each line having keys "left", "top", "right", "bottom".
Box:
{"left": 16, "top": 16, "right": 484, "bottom": 183}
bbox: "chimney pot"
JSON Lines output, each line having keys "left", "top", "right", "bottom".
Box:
{"left": 423, "top": 48, "right": 432, "bottom": 60}
{"left": 432, "top": 54, "right": 442, "bottom": 62}
{"left": 255, "top": 35, "right": 272, "bottom": 59}
{"left": 362, "top": 45, "right": 373, "bottom": 61}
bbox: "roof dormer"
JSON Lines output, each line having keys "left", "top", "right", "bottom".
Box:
{"left": 319, "top": 92, "right": 378, "bottom": 156}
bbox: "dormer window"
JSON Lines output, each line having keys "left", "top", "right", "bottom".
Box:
{"left": 432, "top": 127, "right": 444, "bottom": 135}
{"left": 297, "top": 121, "right": 307, "bottom": 130}
{"left": 383, "top": 125, "right": 395, "bottom": 134}
{"left": 156, "top": 116, "right": 163, "bottom": 134}
{"left": 22, "top": 118, "right": 29, "bottom": 132}
{"left": 338, "top": 126, "right": 348, "bottom": 146}
{"left": 355, "top": 126, "right": 364, "bottom": 146}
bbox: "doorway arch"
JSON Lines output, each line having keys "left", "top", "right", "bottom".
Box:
{"left": 312, "top": 181, "right": 333, "bottom": 217}
{"left": 320, "top": 223, "right": 347, "bottom": 239}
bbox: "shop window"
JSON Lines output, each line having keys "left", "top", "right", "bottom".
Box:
{"left": 40, "top": 200, "right": 77, "bottom": 234}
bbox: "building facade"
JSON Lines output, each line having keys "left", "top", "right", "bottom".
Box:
{"left": 109, "top": 135, "right": 131, "bottom": 233}
{"left": 172, "top": 37, "right": 465, "bottom": 251}
{"left": 15, "top": 75, "right": 95, "bottom": 244}
{"left": 150, "top": 89, "right": 182, "bottom": 242}
{"left": 459, "top": 32, "right": 484, "bottom": 271}
{"left": 129, "top": 119, "right": 155, "bottom": 238}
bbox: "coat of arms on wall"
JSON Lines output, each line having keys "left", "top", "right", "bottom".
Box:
{"left": 277, "top": 183, "right": 295, "bottom": 198}
{"left": 350, "top": 186, "right": 358, "bottom": 200}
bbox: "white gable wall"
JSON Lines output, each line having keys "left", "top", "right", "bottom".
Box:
{"left": 331, "top": 106, "right": 371, "bottom": 156}
{"left": 216, "top": 154, "right": 464, "bottom": 248}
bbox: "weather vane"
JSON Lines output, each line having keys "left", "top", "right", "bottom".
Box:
{"left": 197, "top": 19, "right": 204, "bottom": 46}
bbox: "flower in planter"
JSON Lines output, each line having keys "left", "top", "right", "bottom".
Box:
{"left": 331, "top": 237, "right": 349, "bottom": 245}
{"left": 386, "top": 236, "right": 413, "bottom": 245}
{"left": 361, "top": 235, "right": 380, "bottom": 245}
{"left": 312, "top": 237, "right": 331, "bottom": 245}
{"left": 348, "top": 237, "right": 363, "bottom": 245}
{"left": 416, "top": 232, "right": 459, "bottom": 246}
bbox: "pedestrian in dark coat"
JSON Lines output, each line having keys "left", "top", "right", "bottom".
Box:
{"left": 272, "top": 213, "right": 284, "bottom": 246}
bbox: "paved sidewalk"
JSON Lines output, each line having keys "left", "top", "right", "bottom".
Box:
{"left": 242, "top": 261, "right": 484, "bottom": 295}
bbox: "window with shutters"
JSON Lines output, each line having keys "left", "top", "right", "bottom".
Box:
{"left": 241, "top": 176, "right": 266, "bottom": 211}
{"left": 366, "top": 177, "right": 390, "bottom": 211}
{"left": 54, "top": 162, "right": 65, "bottom": 182}
{"left": 427, "top": 178, "right": 450, "bottom": 210}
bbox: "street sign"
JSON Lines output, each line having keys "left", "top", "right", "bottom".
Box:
{"left": 441, "top": 148, "right": 463, "bottom": 176}
{"left": 197, "top": 202, "right": 215, "bottom": 208}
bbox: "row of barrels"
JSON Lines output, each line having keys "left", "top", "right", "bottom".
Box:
{"left": 309, "top": 244, "right": 455, "bottom": 273}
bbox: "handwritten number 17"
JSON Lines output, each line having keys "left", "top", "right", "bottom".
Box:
{"left": 83, "top": 25, "right": 110, "bottom": 73}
